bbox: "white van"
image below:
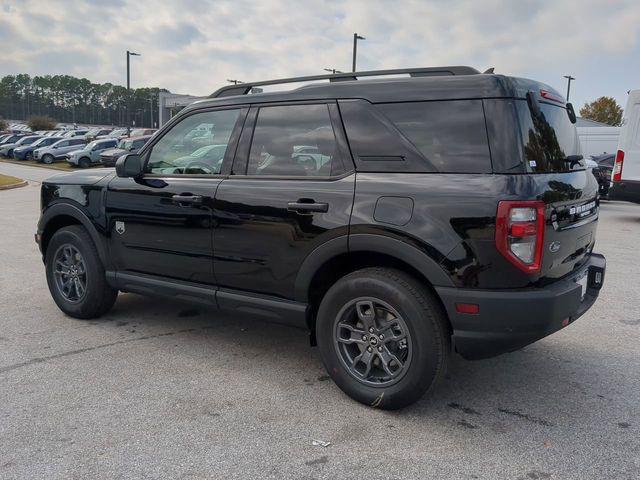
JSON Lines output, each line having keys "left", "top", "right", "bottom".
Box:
{"left": 611, "top": 90, "right": 640, "bottom": 203}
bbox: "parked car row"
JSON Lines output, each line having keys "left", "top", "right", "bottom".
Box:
{"left": 0, "top": 129, "right": 154, "bottom": 167}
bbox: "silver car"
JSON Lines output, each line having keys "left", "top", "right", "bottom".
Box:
{"left": 66, "top": 138, "right": 119, "bottom": 168}
{"left": 33, "top": 138, "right": 87, "bottom": 164}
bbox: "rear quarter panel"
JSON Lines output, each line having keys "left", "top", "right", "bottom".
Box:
{"left": 352, "top": 171, "right": 599, "bottom": 289}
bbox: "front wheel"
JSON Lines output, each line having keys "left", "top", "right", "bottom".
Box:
{"left": 42, "top": 154, "right": 54, "bottom": 164}
{"left": 26, "top": 152, "right": 33, "bottom": 161}
{"left": 78, "top": 157, "right": 91, "bottom": 168}
{"left": 45, "top": 226, "right": 118, "bottom": 319}
{"left": 316, "top": 268, "right": 450, "bottom": 410}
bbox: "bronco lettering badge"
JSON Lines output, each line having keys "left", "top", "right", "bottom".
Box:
{"left": 115, "top": 221, "right": 125, "bottom": 235}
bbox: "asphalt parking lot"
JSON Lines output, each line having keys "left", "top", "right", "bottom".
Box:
{"left": 1, "top": 163, "right": 639, "bottom": 480}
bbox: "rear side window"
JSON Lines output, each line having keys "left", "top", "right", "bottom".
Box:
{"left": 378, "top": 100, "right": 492, "bottom": 173}
{"left": 515, "top": 100, "right": 582, "bottom": 172}
{"left": 246, "top": 104, "right": 339, "bottom": 177}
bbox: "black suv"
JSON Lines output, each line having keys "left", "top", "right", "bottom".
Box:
{"left": 36, "top": 67, "right": 606, "bottom": 409}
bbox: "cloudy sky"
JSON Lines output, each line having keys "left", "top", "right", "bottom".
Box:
{"left": 1, "top": 0, "right": 639, "bottom": 110}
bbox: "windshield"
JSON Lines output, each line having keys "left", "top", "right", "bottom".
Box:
{"left": 516, "top": 100, "right": 582, "bottom": 172}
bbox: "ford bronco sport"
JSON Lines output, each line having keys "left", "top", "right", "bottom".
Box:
{"left": 36, "top": 67, "right": 606, "bottom": 409}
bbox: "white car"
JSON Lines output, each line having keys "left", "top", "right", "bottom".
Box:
{"left": 610, "top": 89, "right": 640, "bottom": 203}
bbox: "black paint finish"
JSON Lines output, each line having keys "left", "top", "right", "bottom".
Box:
{"left": 36, "top": 70, "right": 605, "bottom": 360}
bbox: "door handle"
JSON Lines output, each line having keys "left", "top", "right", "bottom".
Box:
{"left": 172, "top": 194, "right": 204, "bottom": 205}
{"left": 287, "top": 201, "right": 329, "bottom": 213}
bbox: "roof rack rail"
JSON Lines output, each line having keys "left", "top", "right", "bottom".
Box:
{"left": 210, "top": 66, "right": 480, "bottom": 98}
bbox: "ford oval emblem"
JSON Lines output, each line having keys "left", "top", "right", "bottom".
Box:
{"left": 549, "top": 241, "right": 561, "bottom": 253}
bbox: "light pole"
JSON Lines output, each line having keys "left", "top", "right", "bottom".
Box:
{"left": 324, "top": 68, "right": 343, "bottom": 74}
{"left": 563, "top": 75, "right": 575, "bottom": 102}
{"left": 352, "top": 33, "right": 365, "bottom": 72}
{"left": 126, "top": 50, "right": 141, "bottom": 135}
{"left": 227, "top": 79, "right": 243, "bottom": 85}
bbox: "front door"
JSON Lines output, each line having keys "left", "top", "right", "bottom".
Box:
{"left": 213, "top": 102, "right": 355, "bottom": 300}
{"left": 105, "top": 107, "right": 246, "bottom": 284}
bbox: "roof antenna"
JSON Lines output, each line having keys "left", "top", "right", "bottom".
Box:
{"left": 483, "top": 67, "right": 495, "bottom": 74}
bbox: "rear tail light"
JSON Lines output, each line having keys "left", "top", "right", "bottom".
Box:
{"left": 495, "top": 200, "right": 545, "bottom": 274}
{"left": 612, "top": 150, "right": 624, "bottom": 182}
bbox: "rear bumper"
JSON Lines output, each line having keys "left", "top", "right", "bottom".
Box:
{"left": 435, "top": 253, "right": 606, "bottom": 360}
{"left": 609, "top": 180, "right": 640, "bottom": 204}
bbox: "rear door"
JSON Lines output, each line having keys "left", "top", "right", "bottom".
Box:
{"left": 513, "top": 97, "right": 599, "bottom": 280}
{"left": 56, "top": 138, "right": 86, "bottom": 158}
{"left": 212, "top": 102, "right": 355, "bottom": 300}
{"left": 619, "top": 91, "right": 640, "bottom": 181}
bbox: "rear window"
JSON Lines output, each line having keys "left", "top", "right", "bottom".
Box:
{"left": 515, "top": 100, "right": 582, "bottom": 172}
{"left": 378, "top": 100, "right": 492, "bottom": 173}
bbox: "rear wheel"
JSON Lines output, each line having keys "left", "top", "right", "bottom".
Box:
{"left": 26, "top": 152, "right": 33, "bottom": 161}
{"left": 45, "top": 226, "right": 118, "bottom": 319}
{"left": 42, "top": 154, "right": 54, "bottom": 164}
{"left": 7, "top": 149, "right": 13, "bottom": 158}
{"left": 78, "top": 157, "right": 91, "bottom": 168}
{"left": 316, "top": 267, "right": 450, "bottom": 410}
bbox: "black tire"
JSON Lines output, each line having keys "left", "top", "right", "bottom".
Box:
{"left": 26, "top": 152, "right": 33, "bottom": 161}
{"left": 7, "top": 149, "right": 13, "bottom": 158}
{"left": 45, "top": 225, "right": 118, "bottom": 319}
{"left": 78, "top": 157, "right": 91, "bottom": 169}
{"left": 42, "top": 154, "right": 54, "bottom": 164}
{"left": 316, "top": 267, "right": 450, "bottom": 410}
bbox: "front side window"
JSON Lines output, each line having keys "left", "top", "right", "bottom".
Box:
{"left": 246, "top": 104, "right": 339, "bottom": 176}
{"left": 145, "top": 109, "right": 241, "bottom": 175}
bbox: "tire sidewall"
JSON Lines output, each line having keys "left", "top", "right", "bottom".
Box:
{"left": 79, "top": 157, "right": 90, "bottom": 168}
{"left": 43, "top": 154, "right": 54, "bottom": 164}
{"left": 316, "top": 271, "right": 445, "bottom": 409}
{"left": 45, "top": 228, "right": 105, "bottom": 318}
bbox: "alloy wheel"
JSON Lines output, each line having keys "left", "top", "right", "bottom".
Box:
{"left": 334, "top": 297, "right": 412, "bottom": 386}
{"left": 52, "top": 244, "right": 87, "bottom": 303}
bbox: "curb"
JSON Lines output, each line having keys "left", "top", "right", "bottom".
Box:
{"left": 0, "top": 180, "right": 28, "bottom": 191}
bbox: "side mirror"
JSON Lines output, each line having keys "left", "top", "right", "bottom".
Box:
{"left": 115, "top": 153, "right": 143, "bottom": 178}
{"left": 566, "top": 102, "right": 577, "bottom": 124}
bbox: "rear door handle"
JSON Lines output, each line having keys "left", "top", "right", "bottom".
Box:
{"left": 287, "top": 201, "right": 329, "bottom": 213}
{"left": 172, "top": 194, "right": 205, "bottom": 205}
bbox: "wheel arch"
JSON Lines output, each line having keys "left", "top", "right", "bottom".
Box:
{"left": 295, "top": 234, "right": 455, "bottom": 338}
{"left": 39, "top": 203, "right": 108, "bottom": 266}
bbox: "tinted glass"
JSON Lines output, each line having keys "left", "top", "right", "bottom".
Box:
{"left": 146, "top": 109, "right": 240, "bottom": 175}
{"left": 247, "top": 104, "right": 338, "bottom": 176}
{"left": 515, "top": 100, "right": 582, "bottom": 172}
{"left": 377, "top": 100, "right": 492, "bottom": 173}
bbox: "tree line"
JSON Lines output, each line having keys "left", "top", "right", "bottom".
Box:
{"left": 0, "top": 74, "right": 168, "bottom": 128}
